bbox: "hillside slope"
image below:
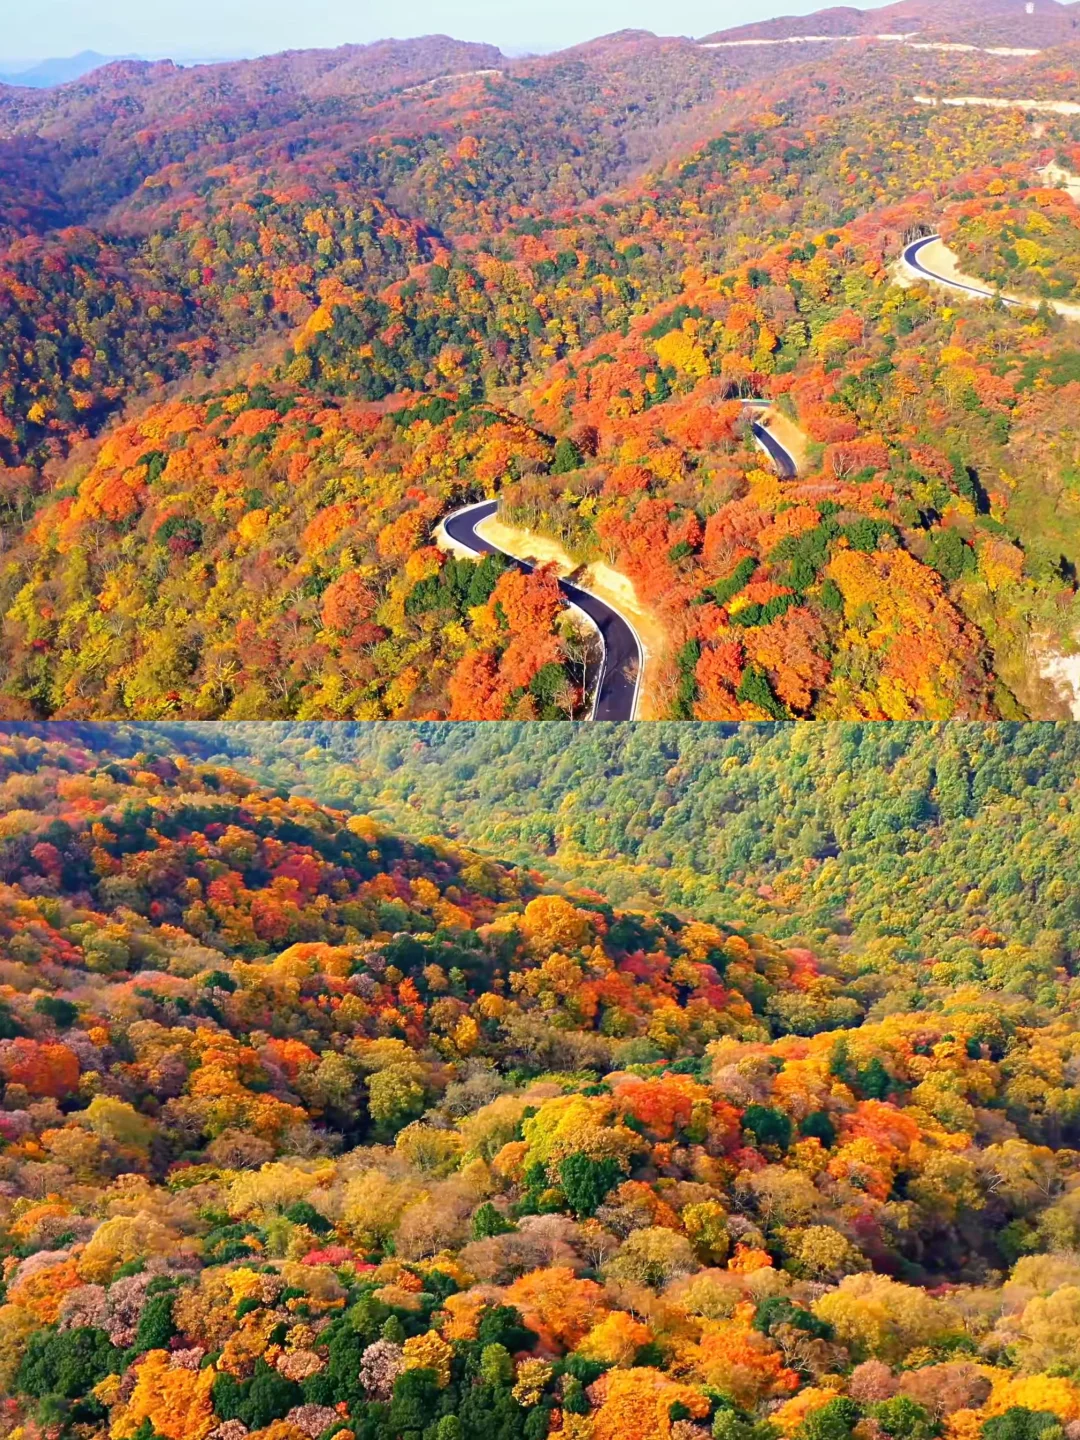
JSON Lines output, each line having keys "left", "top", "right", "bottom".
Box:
{"left": 4, "top": 19, "right": 1080, "bottom": 717}
{"left": 2, "top": 729, "right": 1080, "bottom": 1440}
{"left": 5, "top": 720, "right": 1079, "bottom": 981}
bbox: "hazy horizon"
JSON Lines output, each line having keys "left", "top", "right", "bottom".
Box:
{"left": 2, "top": 0, "right": 901, "bottom": 65}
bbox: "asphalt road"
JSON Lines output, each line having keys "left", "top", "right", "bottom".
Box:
{"left": 750, "top": 418, "right": 798, "bottom": 478}
{"left": 901, "top": 234, "right": 1022, "bottom": 306}
{"left": 442, "top": 499, "right": 643, "bottom": 721}
{"left": 441, "top": 414, "right": 797, "bottom": 720}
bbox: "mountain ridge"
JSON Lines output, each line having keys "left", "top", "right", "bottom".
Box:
{"left": 0, "top": 50, "right": 140, "bottom": 88}
{"left": 704, "top": 0, "right": 1080, "bottom": 46}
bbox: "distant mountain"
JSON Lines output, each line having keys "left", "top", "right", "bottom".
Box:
{"left": 702, "top": 0, "right": 1080, "bottom": 48}
{"left": 0, "top": 49, "right": 138, "bottom": 87}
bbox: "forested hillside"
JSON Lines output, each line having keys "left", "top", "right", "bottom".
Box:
{"left": 4, "top": 729, "right": 1080, "bottom": 1440}
{"left": 4, "top": 720, "right": 1078, "bottom": 980}
{"left": 6, "top": 13, "right": 1080, "bottom": 717}
{"left": 705, "top": 0, "right": 1080, "bottom": 47}
{"left": 180, "top": 719, "right": 1080, "bottom": 971}
{"left": 945, "top": 186, "right": 1080, "bottom": 301}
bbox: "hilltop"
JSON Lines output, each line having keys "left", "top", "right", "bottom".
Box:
{"left": 705, "top": 0, "right": 1080, "bottom": 48}
{"left": 0, "top": 52, "right": 141, "bottom": 88}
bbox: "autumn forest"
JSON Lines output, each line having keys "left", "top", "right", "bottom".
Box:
{"left": 7, "top": 2, "right": 1080, "bottom": 718}
{"left": 0, "top": 720, "right": 1079, "bottom": 1440}
{"left": 7, "top": 5, "right": 1080, "bottom": 1440}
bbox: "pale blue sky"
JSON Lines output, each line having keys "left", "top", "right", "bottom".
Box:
{"left": 5, "top": 0, "right": 884, "bottom": 62}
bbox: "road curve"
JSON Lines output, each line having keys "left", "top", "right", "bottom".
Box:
{"left": 442, "top": 499, "right": 644, "bottom": 722}
{"left": 902, "top": 234, "right": 1024, "bottom": 306}
{"left": 903, "top": 233, "right": 1080, "bottom": 322}
{"left": 750, "top": 418, "right": 799, "bottom": 478}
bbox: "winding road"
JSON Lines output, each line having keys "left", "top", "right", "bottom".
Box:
{"left": 903, "top": 233, "right": 1080, "bottom": 322}
{"left": 440, "top": 413, "right": 800, "bottom": 722}
{"left": 901, "top": 234, "right": 1024, "bottom": 306}
{"left": 750, "top": 417, "right": 799, "bottom": 478}
{"left": 442, "top": 499, "right": 644, "bottom": 721}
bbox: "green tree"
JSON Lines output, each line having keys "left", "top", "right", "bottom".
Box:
{"left": 742, "top": 1103, "right": 792, "bottom": 1151}
{"left": 33, "top": 996, "right": 78, "bottom": 1028}
{"left": 16, "top": 1328, "right": 121, "bottom": 1401}
{"left": 558, "top": 1153, "right": 620, "bottom": 1217}
{"left": 874, "top": 1396, "right": 941, "bottom": 1440}
{"left": 473, "top": 1202, "right": 515, "bottom": 1238}
{"left": 736, "top": 665, "right": 787, "bottom": 720}
{"left": 799, "top": 1398, "right": 861, "bottom": 1440}
{"left": 551, "top": 437, "right": 583, "bottom": 473}
{"left": 134, "top": 1293, "right": 176, "bottom": 1351}
{"left": 982, "top": 1410, "right": 1062, "bottom": 1440}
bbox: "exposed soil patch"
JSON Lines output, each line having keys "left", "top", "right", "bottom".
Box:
{"left": 475, "top": 514, "right": 670, "bottom": 720}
